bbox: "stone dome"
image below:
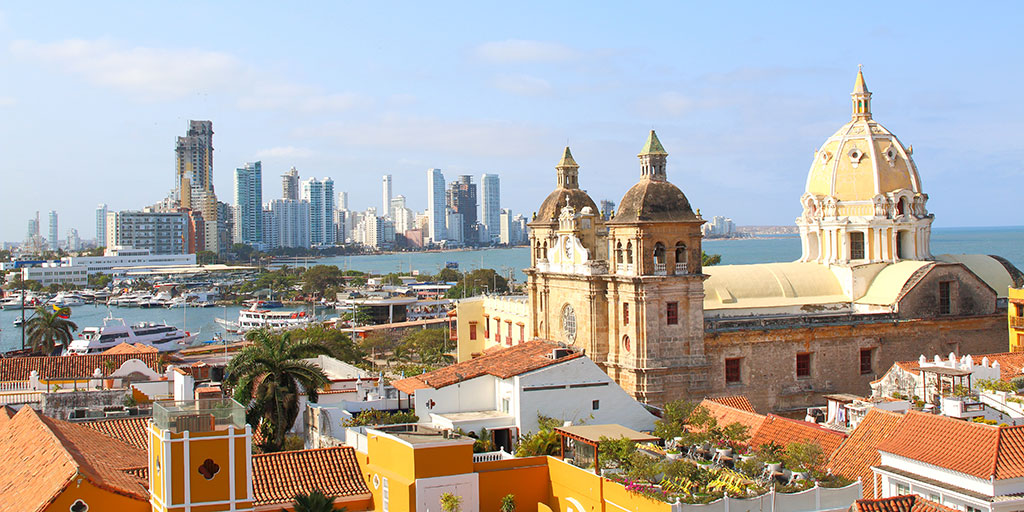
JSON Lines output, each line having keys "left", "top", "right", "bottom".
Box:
{"left": 610, "top": 179, "right": 696, "bottom": 223}
{"left": 531, "top": 146, "right": 599, "bottom": 225}
{"left": 805, "top": 69, "right": 923, "bottom": 202}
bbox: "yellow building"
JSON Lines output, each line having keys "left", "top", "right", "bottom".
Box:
{"left": 454, "top": 295, "right": 531, "bottom": 362}
{"left": 1010, "top": 287, "right": 1024, "bottom": 351}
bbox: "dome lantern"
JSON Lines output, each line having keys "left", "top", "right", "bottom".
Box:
{"left": 851, "top": 65, "right": 872, "bottom": 120}
{"left": 638, "top": 130, "right": 668, "bottom": 182}
{"left": 556, "top": 146, "right": 580, "bottom": 189}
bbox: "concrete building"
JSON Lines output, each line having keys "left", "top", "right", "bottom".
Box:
{"left": 599, "top": 199, "right": 616, "bottom": 221}
{"left": 174, "top": 120, "right": 219, "bottom": 254}
{"left": 333, "top": 207, "right": 348, "bottom": 244}
{"left": 338, "top": 190, "right": 348, "bottom": 211}
{"left": 446, "top": 210, "right": 464, "bottom": 245}
{"left": 302, "top": 177, "right": 335, "bottom": 246}
{"left": 215, "top": 200, "right": 232, "bottom": 255}
{"left": 233, "top": 161, "right": 263, "bottom": 246}
{"left": 267, "top": 199, "right": 311, "bottom": 249}
{"left": 481, "top": 173, "right": 500, "bottom": 243}
{"left": 281, "top": 166, "right": 300, "bottom": 200}
{"left": 426, "top": 168, "right": 446, "bottom": 244}
{"left": 390, "top": 195, "right": 414, "bottom": 233}
{"left": 7, "top": 262, "right": 88, "bottom": 287}
{"left": 47, "top": 210, "right": 58, "bottom": 251}
{"left": 66, "top": 229, "right": 81, "bottom": 252}
{"left": 105, "top": 210, "right": 189, "bottom": 255}
{"left": 95, "top": 204, "right": 107, "bottom": 247}
{"left": 447, "top": 175, "right": 478, "bottom": 244}
{"left": 499, "top": 208, "right": 514, "bottom": 245}
{"left": 702, "top": 215, "right": 735, "bottom": 236}
{"left": 382, "top": 174, "right": 392, "bottom": 215}
{"left": 62, "top": 246, "right": 195, "bottom": 275}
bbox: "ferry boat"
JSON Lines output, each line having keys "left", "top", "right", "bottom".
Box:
{"left": 215, "top": 305, "right": 313, "bottom": 333}
{"left": 65, "top": 316, "right": 197, "bottom": 355}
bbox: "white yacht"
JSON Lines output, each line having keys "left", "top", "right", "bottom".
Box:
{"left": 50, "top": 292, "right": 86, "bottom": 307}
{"left": 65, "top": 316, "right": 197, "bottom": 355}
{"left": 216, "top": 305, "right": 314, "bottom": 333}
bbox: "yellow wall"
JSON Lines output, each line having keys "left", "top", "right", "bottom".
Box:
{"left": 151, "top": 426, "right": 251, "bottom": 512}
{"left": 44, "top": 477, "right": 149, "bottom": 512}
{"left": 456, "top": 296, "right": 531, "bottom": 362}
{"left": 548, "top": 457, "right": 604, "bottom": 512}
{"left": 456, "top": 298, "right": 484, "bottom": 362}
{"left": 1010, "top": 287, "right": 1024, "bottom": 351}
{"left": 476, "top": 457, "right": 551, "bottom": 512}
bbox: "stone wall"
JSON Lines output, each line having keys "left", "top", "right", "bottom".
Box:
{"left": 41, "top": 389, "right": 131, "bottom": 421}
{"left": 897, "top": 263, "right": 997, "bottom": 318}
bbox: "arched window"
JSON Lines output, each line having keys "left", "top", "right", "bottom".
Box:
{"left": 653, "top": 242, "right": 666, "bottom": 274}
{"left": 626, "top": 242, "right": 633, "bottom": 264}
{"left": 616, "top": 242, "right": 623, "bottom": 264}
{"left": 896, "top": 198, "right": 907, "bottom": 217}
{"left": 675, "top": 242, "right": 687, "bottom": 273}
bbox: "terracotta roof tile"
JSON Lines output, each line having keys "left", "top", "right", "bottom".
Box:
{"left": 890, "top": 352, "right": 1024, "bottom": 383}
{"left": 251, "top": 447, "right": 369, "bottom": 506}
{"left": 854, "top": 494, "right": 958, "bottom": 512}
{"left": 0, "top": 406, "right": 148, "bottom": 512}
{"left": 699, "top": 399, "right": 766, "bottom": 437}
{"left": 392, "top": 340, "right": 581, "bottom": 394}
{"left": 706, "top": 395, "right": 757, "bottom": 413}
{"left": 827, "top": 408, "right": 905, "bottom": 498}
{"left": 749, "top": 414, "right": 847, "bottom": 460}
{"left": 0, "top": 352, "right": 170, "bottom": 381}
{"left": 80, "top": 416, "right": 150, "bottom": 451}
{"left": 102, "top": 342, "right": 160, "bottom": 355}
{"left": 876, "top": 410, "right": 1024, "bottom": 480}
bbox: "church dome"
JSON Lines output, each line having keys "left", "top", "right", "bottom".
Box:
{"left": 805, "top": 69, "right": 923, "bottom": 202}
{"left": 532, "top": 147, "right": 599, "bottom": 224}
{"left": 610, "top": 130, "right": 697, "bottom": 223}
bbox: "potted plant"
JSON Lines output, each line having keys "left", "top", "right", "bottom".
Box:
{"left": 500, "top": 493, "right": 516, "bottom": 512}
{"left": 665, "top": 448, "right": 682, "bottom": 461}
{"left": 758, "top": 442, "right": 785, "bottom": 474}
{"left": 714, "top": 439, "right": 733, "bottom": 459}
{"left": 440, "top": 492, "right": 462, "bottom": 512}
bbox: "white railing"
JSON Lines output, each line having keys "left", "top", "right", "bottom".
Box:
{"left": 0, "top": 391, "right": 43, "bottom": 406}
{"left": 618, "top": 264, "right": 635, "bottom": 275}
{"left": 675, "top": 263, "right": 687, "bottom": 274}
{"left": 668, "top": 481, "right": 861, "bottom": 512}
{"left": 0, "top": 381, "right": 30, "bottom": 392}
{"left": 473, "top": 449, "right": 515, "bottom": 463}
{"left": 655, "top": 262, "right": 667, "bottom": 275}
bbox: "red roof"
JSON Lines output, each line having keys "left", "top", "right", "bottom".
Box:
{"left": 890, "top": 352, "right": 1024, "bottom": 382}
{"left": 699, "top": 399, "right": 766, "bottom": 436}
{"left": 0, "top": 352, "right": 169, "bottom": 381}
{"left": 706, "top": 395, "right": 757, "bottom": 414}
{"left": 749, "top": 414, "right": 847, "bottom": 461}
{"left": 875, "top": 410, "right": 1024, "bottom": 480}
{"left": 80, "top": 416, "right": 150, "bottom": 451}
{"left": 102, "top": 342, "right": 159, "bottom": 355}
{"left": 854, "top": 494, "right": 957, "bottom": 512}
{"left": 251, "top": 447, "right": 370, "bottom": 506}
{"left": 827, "top": 409, "right": 905, "bottom": 498}
{"left": 392, "top": 340, "right": 581, "bottom": 394}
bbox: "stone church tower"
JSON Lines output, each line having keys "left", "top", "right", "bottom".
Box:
{"left": 526, "top": 132, "right": 707, "bottom": 406}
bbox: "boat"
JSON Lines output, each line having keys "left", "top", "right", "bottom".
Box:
{"left": 51, "top": 292, "right": 86, "bottom": 307}
{"left": 0, "top": 295, "right": 41, "bottom": 310}
{"left": 65, "top": 316, "right": 197, "bottom": 355}
{"left": 243, "top": 299, "right": 284, "bottom": 309}
{"left": 223, "top": 305, "right": 315, "bottom": 333}
{"left": 13, "top": 317, "right": 24, "bottom": 327}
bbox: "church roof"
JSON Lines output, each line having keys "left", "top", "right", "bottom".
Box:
{"left": 638, "top": 129, "right": 667, "bottom": 156}
{"left": 703, "top": 262, "right": 849, "bottom": 310}
{"left": 557, "top": 146, "right": 579, "bottom": 168}
{"left": 608, "top": 179, "right": 697, "bottom": 223}
{"left": 935, "top": 253, "right": 1023, "bottom": 298}
{"left": 855, "top": 261, "right": 931, "bottom": 306}
{"left": 532, "top": 188, "right": 599, "bottom": 225}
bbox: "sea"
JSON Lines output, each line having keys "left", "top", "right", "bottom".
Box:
{"left": 1, "top": 226, "right": 1020, "bottom": 353}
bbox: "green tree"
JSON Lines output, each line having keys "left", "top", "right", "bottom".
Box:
{"left": 702, "top": 251, "right": 722, "bottom": 266}
{"left": 435, "top": 267, "right": 462, "bottom": 282}
{"left": 397, "top": 328, "right": 453, "bottom": 365}
{"left": 230, "top": 243, "right": 259, "bottom": 263}
{"left": 515, "top": 415, "right": 563, "bottom": 457}
{"left": 226, "top": 330, "right": 332, "bottom": 452}
{"left": 291, "top": 490, "right": 342, "bottom": 512}
{"left": 653, "top": 399, "right": 716, "bottom": 444}
{"left": 380, "top": 273, "right": 404, "bottom": 286}
{"left": 196, "top": 250, "right": 220, "bottom": 265}
{"left": 83, "top": 246, "right": 106, "bottom": 256}
{"left": 500, "top": 494, "right": 517, "bottom": 512}
{"left": 440, "top": 492, "right": 462, "bottom": 512}
{"left": 297, "top": 325, "right": 366, "bottom": 365}
{"left": 25, "top": 306, "right": 78, "bottom": 355}
{"left": 302, "top": 265, "right": 345, "bottom": 296}
{"left": 88, "top": 273, "right": 112, "bottom": 288}
{"left": 445, "top": 268, "right": 508, "bottom": 298}
{"left": 0, "top": 249, "right": 11, "bottom": 261}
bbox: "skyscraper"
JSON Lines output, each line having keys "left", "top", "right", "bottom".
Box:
{"left": 95, "top": 204, "right": 108, "bottom": 246}
{"left": 48, "top": 211, "right": 58, "bottom": 251}
{"left": 382, "top": 174, "right": 392, "bottom": 215}
{"left": 446, "top": 175, "right": 478, "bottom": 244}
{"left": 233, "top": 161, "right": 263, "bottom": 246}
{"left": 302, "top": 177, "right": 335, "bottom": 246}
{"left": 174, "top": 120, "right": 219, "bottom": 254}
{"left": 282, "top": 167, "right": 300, "bottom": 201}
{"left": 481, "top": 174, "right": 500, "bottom": 243}
{"left": 268, "top": 199, "right": 311, "bottom": 249}
{"left": 67, "top": 229, "right": 81, "bottom": 252}
{"left": 426, "top": 169, "right": 446, "bottom": 244}
{"left": 338, "top": 191, "right": 349, "bottom": 211}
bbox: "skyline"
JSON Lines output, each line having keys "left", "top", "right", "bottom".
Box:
{"left": 1, "top": 3, "right": 1023, "bottom": 242}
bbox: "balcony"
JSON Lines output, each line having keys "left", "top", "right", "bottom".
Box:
{"left": 1011, "top": 316, "right": 1024, "bottom": 330}
{"left": 153, "top": 398, "right": 246, "bottom": 434}
{"left": 654, "top": 262, "right": 667, "bottom": 276}
{"left": 675, "top": 263, "right": 687, "bottom": 274}
{"left": 617, "top": 264, "right": 634, "bottom": 275}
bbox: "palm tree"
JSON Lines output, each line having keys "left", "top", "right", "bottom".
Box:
{"left": 226, "top": 329, "right": 331, "bottom": 452}
{"left": 25, "top": 306, "right": 77, "bottom": 355}
{"left": 290, "top": 490, "right": 342, "bottom": 512}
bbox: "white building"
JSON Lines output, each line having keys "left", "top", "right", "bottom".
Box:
{"left": 233, "top": 161, "right": 263, "bottom": 246}
{"left": 427, "top": 168, "right": 446, "bottom": 244}
{"left": 7, "top": 262, "right": 88, "bottom": 287}
{"left": 302, "top": 177, "right": 335, "bottom": 246}
{"left": 281, "top": 166, "right": 300, "bottom": 201}
{"left": 63, "top": 246, "right": 196, "bottom": 275}
{"left": 499, "top": 208, "right": 514, "bottom": 245}
{"left": 382, "top": 174, "right": 392, "bottom": 215}
{"left": 267, "top": 199, "right": 311, "bottom": 249}
{"left": 392, "top": 341, "right": 657, "bottom": 438}
{"left": 47, "top": 211, "right": 58, "bottom": 251}
{"left": 95, "top": 204, "right": 107, "bottom": 247}
{"left": 66, "top": 229, "right": 81, "bottom": 252}
{"left": 481, "top": 174, "right": 500, "bottom": 244}
{"left": 446, "top": 210, "right": 464, "bottom": 245}
{"left": 105, "top": 210, "right": 189, "bottom": 255}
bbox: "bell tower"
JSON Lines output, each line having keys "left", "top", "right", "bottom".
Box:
{"left": 149, "top": 399, "right": 253, "bottom": 512}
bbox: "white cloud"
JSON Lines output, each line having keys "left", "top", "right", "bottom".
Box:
{"left": 238, "top": 84, "right": 368, "bottom": 112}
{"left": 255, "top": 146, "right": 315, "bottom": 159}
{"left": 0, "top": 96, "right": 15, "bottom": 107}
{"left": 475, "top": 39, "right": 577, "bottom": 63}
{"left": 492, "top": 73, "right": 552, "bottom": 96}
{"left": 10, "top": 39, "right": 244, "bottom": 100}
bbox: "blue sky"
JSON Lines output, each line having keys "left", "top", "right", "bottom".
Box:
{"left": 1, "top": 2, "right": 1022, "bottom": 242}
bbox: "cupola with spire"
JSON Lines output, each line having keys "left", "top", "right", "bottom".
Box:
{"left": 556, "top": 146, "right": 580, "bottom": 189}
{"left": 638, "top": 130, "right": 669, "bottom": 181}
{"left": 851, "top": 65, "right": 872, "bottom": 120}
{"left": 530, "top": 146, "right": 598, "bottom": 225}
{"left": 610, "top": 130, "right": 696, "bottom": 223}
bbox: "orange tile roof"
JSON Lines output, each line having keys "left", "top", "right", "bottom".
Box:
{"left": 699, "top": 399, "right": 766, "bottom": 437}
{"left": 0, "top": 406, "right": 148, "bottom": 512}
{"left": 392, "top": 340, "right": 581, "bottom": 394}
{"left": 854, "top": 494, "right": 958, "bottom": 512}
{"left": 705, "top": 395, "right": 757, "bottom": 413}
{"left": 890, "top": 352, "right": 1024, "bottom": 382}
{"left": 749, "top": 414, "right": 847, "bottom": 461}
{"left": 251, "top": 447, "right": 370, "bottom": 506}
{"left": 103, "top": 342, "right": 160, "bottom": 355}
{"left": 0, "top": 352, "right": 170, "bottom": 381}
{"left": 80, "top": 416, "right": 150, "bottom": 451}
{"left": 827, "top": 408, "right": 905, "bottom": 499}
{"left": 875, "top": 410, "right": 1024, "bottom": 480}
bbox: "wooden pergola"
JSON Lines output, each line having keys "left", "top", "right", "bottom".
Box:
{"left": 554, "top": 424, "right": 660, "bottom": 474}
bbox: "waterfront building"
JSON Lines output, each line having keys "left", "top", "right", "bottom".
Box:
{"left": 216, "top": 200, "right": 233, "bottom": 255}
{"left": 499, "top": 208, "right": 514, "bottom": 245}
{"left": 481, "top": 173, "right": 500, "bottom": 243}
{"left": 447, "top": 175, "right": 478, "bottom": 244}
{"left": 334, "top": 207, "right": 348, "bottom": 244}
{"left": 47, "top": 210, "right": 58, "bottom": 251}
{"left": 174, "top": 120, "right": 219, "bottom": 254}
{"left": 1011, "top": 287, "right": 1024, "bottom": 350}
{"left": 105, "top": 210, "right": 189, "bottom": 255}
{"left": 95, "top": 204, "right": 107, "bottom": 246}
{"left": 426, "top": 168, "right": 446, "bottom": 244}
{"left": 514, "top": 214, "right": 529, "bottom": 244}
{"left": 5, "top": 262, "right": 88, "bottom": 286}
{"left": 302, "top": 177, "right": 335, "bottom": 246}
{"left": 338, "top": 190, "right": 348, "bottom": 211}
{"left": 233, "top": 161, "right": 263, "bottom": 246}
{"left": 382, "top": 174, "right": 392, "bottom": 215}
{"left": 702, "top": 215, "right": 736, "bottom": 236}
{"left": 267, "top": 198, "right": 311, "bottom": 249}
{"left": 66, "top": 228, "right": 81, "bottom": 251}
{"left": 446, "top": 209, "right": 464, "bottom": 244}
{"left": 390, "top": 195, "right": 414, "bottom": 233}
{"left": 281, "top": 166, "right": 300, "bottom": 200}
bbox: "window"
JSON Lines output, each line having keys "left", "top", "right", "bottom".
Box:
{"left": 561, "top": 304, "right": 577, "bottom": 343}
{"left": 939, "top": 281, "right": 952, "bottom": 315}
{"left": 622, "top": 335, "right": 630, "bottom": 353}
{"left": 860, "top": 348, "right": 873, "bottom": 375}
{"left": 502, "top": 398, "right": 510, "bottom": 413}
{"left": 592, "top": 400, "right": 600, "bottom": 410}
{"left": 666, "top": 302, "right": 679, "bottom": 325}
{"left": 850, "top": 232, "right": 864, "bottom": 260}
{"left": 623, "top": 302, "right": 629, "bottom": 325}
{"left": 483, "top": 317, "right": 489, "bottom": 338}
{"left": 796, "top": 353, "right": 812, "bottom": 378}
{"left": 725, "top": 358, "right": 741, "bottom": 384}
{"left": 469, "top": 323, "right": 477, "bottom": 340}
{"left": 1016, "top": 304, "right": 1024, "bottom": 317}
{"left": 894, "top": 481, "right": 909, "bottom": 495}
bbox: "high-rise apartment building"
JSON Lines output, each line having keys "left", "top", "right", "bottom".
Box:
{"left": 499, "top": 208, "right": 514, "bottom": 245}
{"left": 302, "top": 177, "right": 335, "bottom": 246}
{"left": 445, "top": 209, "right": 464, "bottom": 244}
{"left": 267, "top": 199, "right": 311, "bottom": 249}
{"left": 382, "top": 175, "right": 392, "bottom": 215}
{"left": 338, "top": 191, "right": 348, "bottom": 211}
{"left": 390, "top": 196, "right": 414, "bottom": 233}
{"left": 481, "top": 174, "right": 500, "bottom": 243}
{"left": 281, "top": 167, "right": 300, "bottom": 201}
{"left": 426, "top": 169, "right": 446, "bottom": 244}
{"left": 27, "top": 211, "right": 39, "bottom": 239}
{"left": 233, "top": 161, "right": 263, "bottom": 246}
{"left": 446, "top": 175, "right": 478, "bottom": 244}
{"left": 67, "top": 229, "right": 81, "bottom": 252}
{"left": 174, "top": 120, "right": 219, "bottom": 254}
{"left": 95, "top": 204, "right": 108, "bottom": 246}
{"left": 106, "top": 210, "right": 189, "bottom": 255}
{"left": 48, "top": 211, "right": 59, "bottom": 251}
